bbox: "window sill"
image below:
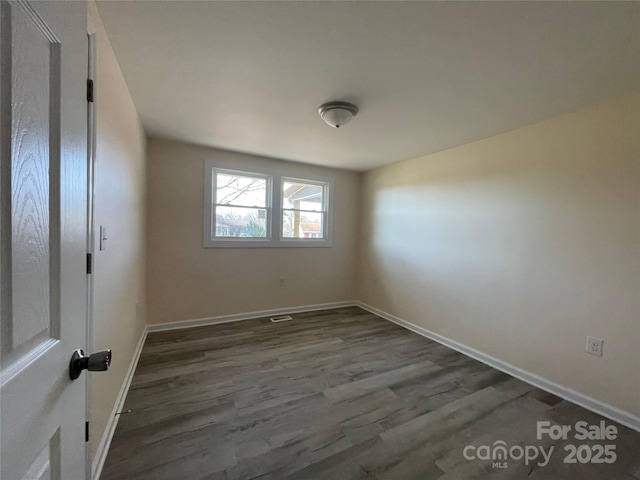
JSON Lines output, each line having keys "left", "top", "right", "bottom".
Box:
{"left": 203, "top": 238, "right": 333, "bottom": 248}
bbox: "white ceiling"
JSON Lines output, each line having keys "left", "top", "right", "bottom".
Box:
{"left": 96, "top": 1, "right": 639, "bottom": 171}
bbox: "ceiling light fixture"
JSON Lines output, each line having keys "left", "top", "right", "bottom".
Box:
{"left": 318, "top": 101, "right": 359, "bottom": 128}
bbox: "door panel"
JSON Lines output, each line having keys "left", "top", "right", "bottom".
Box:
{"left": 21, "top": 429, "right": 60, "bottom": 480}
{"left": 1, "top": 1, "right": 88, "bottom": 479}
{"left": 5, "top": 0, "right": 59, "bottom": 363}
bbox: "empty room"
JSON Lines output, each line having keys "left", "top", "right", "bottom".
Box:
{"left": 1, "top": 1, "right": 639, "bottom": 479}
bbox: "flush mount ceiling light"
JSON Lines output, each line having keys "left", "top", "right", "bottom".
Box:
{"left": 318, "top": 101, "right": 359, "bottom": 128}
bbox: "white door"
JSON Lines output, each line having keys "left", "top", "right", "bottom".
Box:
{"left": 1, "top": 1, "right": 89, "bottom": 479}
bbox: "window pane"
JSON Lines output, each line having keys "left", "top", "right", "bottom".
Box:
{"left": 215, "top": 206, "right": 267, "bottom": 238}
{"left": 282, "top": 180, "right": 324, "bottom": 211}
{"left": 282, "top": 211, "right": 324, "bottom": 239}
{"left": 216, "top": 172, "right": 267, "bottom": 207}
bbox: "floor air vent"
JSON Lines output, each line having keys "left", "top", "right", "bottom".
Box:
{"left": 270, "top": 315, "right": 293, "bottom": 323}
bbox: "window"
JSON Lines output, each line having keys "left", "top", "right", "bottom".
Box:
{"left": 204, "top": 160, "right": 332, "bottom": 248}
{"left": 282, "top": 178, "right": 327, "bottom": 239}
{"left": 213, "top": 170, "right": 270, "bottom": 239}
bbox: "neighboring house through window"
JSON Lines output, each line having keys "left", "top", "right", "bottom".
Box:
{"left": 282, "top": 178, "right": 327, "bottom": 240}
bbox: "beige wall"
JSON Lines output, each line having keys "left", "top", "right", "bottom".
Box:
{"left": 146, "top": 138, "right": 359, "bottom": 324}
{"left": 357, "top": 94, "right": 640, "bottom": 416}
{"left": 88, "top": 2, "right": 147, "bottom": 464}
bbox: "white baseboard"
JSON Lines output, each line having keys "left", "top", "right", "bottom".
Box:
{"left": 356, "top": 301, "right": 640, "bottom": 433}
{"left": 92, "top": 327, "right": 148, "bottom": 480}
{"left": 146, "top": 301, "right": 357, "bottom": 333}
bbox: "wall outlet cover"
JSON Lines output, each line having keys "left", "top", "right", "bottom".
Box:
{"left": 586, "top": 336, "right": 604, "bottom": 357}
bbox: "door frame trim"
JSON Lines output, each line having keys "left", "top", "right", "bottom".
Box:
{"left": 85, "top": 30, "right": 97, "bottom": 479}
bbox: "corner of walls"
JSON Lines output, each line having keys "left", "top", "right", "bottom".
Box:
{"left": 354, "top": 169, "right": 368, "bottom": 302}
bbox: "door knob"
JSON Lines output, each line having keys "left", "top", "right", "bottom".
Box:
{"left": 69, "top": 349, "right": 112, "bottom": 380}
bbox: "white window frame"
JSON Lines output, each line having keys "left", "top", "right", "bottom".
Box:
{"left": 204, "top": 159, "right": 333, "bottom": 248}
{"left": 210, "top": 167, "right": 272, "bottom": 242}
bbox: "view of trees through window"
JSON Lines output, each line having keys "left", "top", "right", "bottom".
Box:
{"left": 213, "top": 171, "right": 326, "bottom": 240}
{"left": 214, "top": 172, "right": 268, "bottom": 238}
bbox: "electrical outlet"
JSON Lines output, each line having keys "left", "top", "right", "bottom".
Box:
{"left": 279, "top": 277, "right": 286, "bottom": 287}
{"left": 586, "top": 336, "right": 604, "bottom": 357}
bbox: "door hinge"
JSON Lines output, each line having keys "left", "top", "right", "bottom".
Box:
{"left": 87, "top": 79, "right": 94, "bottom": 103}
{"left": 86, "top": 253, "right": 92, "bottom": 274}
{"left": 85, "top": 421, "right": 90, "bottom": 442}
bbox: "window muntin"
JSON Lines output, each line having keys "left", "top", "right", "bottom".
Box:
{"left": 282, "top": 179, "right": 327, "bottom": 239}
{"left": 213, "top": 170, "right": 271, "bottom": 239}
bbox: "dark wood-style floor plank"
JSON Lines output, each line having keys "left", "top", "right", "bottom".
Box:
{"left": 102, "top": 307, "right": 640, "bottom": 480}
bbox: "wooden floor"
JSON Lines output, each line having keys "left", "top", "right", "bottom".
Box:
{"left": 102, "top": 307, "right": 640, "bottom": 480}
